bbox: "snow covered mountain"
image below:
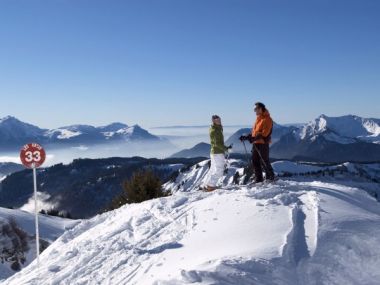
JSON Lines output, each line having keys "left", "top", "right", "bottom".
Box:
{"left": 226, "top": 115, "right": 380, "bottom": 161}
{"left": 0, "top": 116, "right": 46, "bottom": 147}
{"left": 169, "top": 115, "right": 380, "bottom": 163}
{"left": 270, "top": 115, "right": 380, "bottom": 162}
{"left": 297, "top": 114, "right": 380, "bottom": 144}
{"left": 170, "top": 142, "right": 211, "bottom": 158}
{"left": 0, "top": 116, "right": 167, "bottom": 150}
{"left": 3, "top": 159, "right": 380, "bottom": 285}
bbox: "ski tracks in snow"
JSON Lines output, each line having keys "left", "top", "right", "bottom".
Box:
{"left": 6, "top": 180, "right": 380, "bottom": 285}
{"left": 248, "top": 181, "right": 320, "bottom": 265}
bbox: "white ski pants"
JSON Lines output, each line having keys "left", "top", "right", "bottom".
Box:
{"left": 207, "top": 153, "right": 225, "bottom": 187}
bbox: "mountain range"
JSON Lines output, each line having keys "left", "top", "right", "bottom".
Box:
{"left": 1, "top": 114, "right": 380, "bottom": 163}
{"left": 180, "top": 114, "right": 380, "bottom": 163}
{"left": 271, "top": 115, "right": 380, "bottom": 162}
{"left": 0, "top": 116, "right": 167, "bottom": 150}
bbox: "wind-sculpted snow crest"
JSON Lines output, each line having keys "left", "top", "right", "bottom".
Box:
{"left": 4, "top": 162, "right": 380, "bottom": 285}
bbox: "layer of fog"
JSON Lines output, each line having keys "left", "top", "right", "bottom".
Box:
{"left": 20, "top": 192, "right": 56, "bottom": 214}
{"left": 149, "top": 126, "right": 244, "bottom": 149}
{"left": 0, "top": 143, "right": 177, "bottom": 167}
{"left": 0, "top": 126, "right": 245, "bottom": 166}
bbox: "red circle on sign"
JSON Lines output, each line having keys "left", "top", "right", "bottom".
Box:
{"left": 20, "top": 143, "right": 46, "bottom": 168}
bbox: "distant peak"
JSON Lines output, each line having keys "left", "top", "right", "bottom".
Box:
{"left": 1, "top": 115, "right": 19, "bottom": 122}
{"left": 0, "top": 115, "right": 31, "bottom": 126}
{"left": 99, "top": 122, "right": 128, "bottom": 131}
{"left": 106, "top": 122, "right": 128, "bottom": 128}
{"left": 131, "top": 124, "right": 142, "bottom": 129}
{"left": 195, "top": 142, "right": 210, "bottom": 146}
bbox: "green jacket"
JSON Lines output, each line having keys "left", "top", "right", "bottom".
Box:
{"left": 209, "top": 124, "right": 228, "bottom": 154}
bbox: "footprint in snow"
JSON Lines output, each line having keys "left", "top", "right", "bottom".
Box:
{"left": 48, "top": 265, "right": 61, "bottom": 272}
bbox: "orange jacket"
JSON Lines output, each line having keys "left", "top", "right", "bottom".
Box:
{"left": 251, "top": 110, "right": 273, "bottom": 144}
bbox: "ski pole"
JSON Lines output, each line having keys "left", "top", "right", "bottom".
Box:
{"left": 252, "top": 143, "right": 269, "bottom": 173}
{"left": 242, "top": 140, "right": 252, "bottom": 167}
{"left": 224, "top": 150, "right": 230, "bottom": 170}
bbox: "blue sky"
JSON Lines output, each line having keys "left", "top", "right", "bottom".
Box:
{"left": 0, "top": 0, "right": 379, "bottom": 128}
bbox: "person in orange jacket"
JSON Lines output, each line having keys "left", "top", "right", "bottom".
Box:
{"left": 240, "top": 102, "right": 275, "bottom": 183}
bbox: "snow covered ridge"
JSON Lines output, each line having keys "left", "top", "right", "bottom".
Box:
{"left": 223, "top": 114, "right": 380, "bottom": 163}
{"left": 4, "top": 160, "right": 380, "bottom": 285}
{"left": 298, "top": 114, "right": 380, "bottom": 144}
{"left": 269, "top": 115, "right": 380, "bottom": 163}
{"left": 165, "top": 159, "right": 380, "bottom": 196}
{"left": 0, "top": 116, "right": 167, "bottom": 150}
{"left": 227, "top": 114, "right": 380, "bottom": 148}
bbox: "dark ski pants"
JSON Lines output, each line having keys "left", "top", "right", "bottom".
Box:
{"left": 252, "top": 143, "right": 275, "bottom": 182}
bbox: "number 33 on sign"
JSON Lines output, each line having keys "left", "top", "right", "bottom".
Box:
{"left": 20, "top": 143, "right": 46, "bottom": 168}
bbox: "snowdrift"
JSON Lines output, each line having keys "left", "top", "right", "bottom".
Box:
{"left": 4, "top": 177, "right": 380, "bottom": 284}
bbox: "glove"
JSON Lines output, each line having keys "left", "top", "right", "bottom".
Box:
{"left": 254, "top": 134, "right": 263, "bottom": 141}
{"left": 227, "top": 144, "right": 233, "bottom": 150}
{"left": 239, "top": 135, "right": 249, "bottom": 142}
{"left": 239, "top": 135, "right": 252, "bottom": 142}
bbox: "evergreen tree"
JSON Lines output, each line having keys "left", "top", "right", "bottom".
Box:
{"left": 108, "top": 169, "right": 167, "bottom": 210}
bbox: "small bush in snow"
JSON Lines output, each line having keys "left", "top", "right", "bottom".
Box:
{"left": 40, "top": 209, "right": 73, "bottom": 219}
{"left": 108, "top": 169, "right": 167, "bottom": 210}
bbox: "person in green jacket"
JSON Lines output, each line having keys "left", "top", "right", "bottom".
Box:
{"left": 205, "top": 115, "right": 232, "bottom": 192}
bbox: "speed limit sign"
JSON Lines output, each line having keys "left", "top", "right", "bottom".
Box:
{"left": 20, "top": 143, "right": 46, "bottom": 168}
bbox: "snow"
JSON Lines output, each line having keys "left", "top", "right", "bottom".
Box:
{"left": 102, "top": 126, "right": 136, "bottom": 138}
{"left": 0, "top": 207, "right": 79, "bottom": 280}
{"left": 0, "top": 208, "right": 79, "bottom": 244}
{"left": 4, "top": 170, "right": 380, "bottom": 285}
{"left": 298, "top": 114, "right": 380, "bottom": 144}
{"left": 2, "top": 158, "right": 380, "bottom": 284}
{"left": 47, "top": 129, "right": 82, "bottom": 140}
{"left": 363, "top": 119, "right": 380, "bottom": 136}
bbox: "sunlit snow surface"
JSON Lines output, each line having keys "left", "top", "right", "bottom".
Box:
{"left": 0, "top": 208, "right": 79, "bottom": 280}
{"left": 4, "top": 160, "right": 380, "bottom": 285}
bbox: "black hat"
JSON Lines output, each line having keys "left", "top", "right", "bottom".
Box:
{"left": 254, "top": 102, "right": 266, "bottom": 111}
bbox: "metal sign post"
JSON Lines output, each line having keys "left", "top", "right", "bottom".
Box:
{"left": 32, "top": 165, "right": 40, "bottom": 267}
{"left": 20, "top": 143, "right": 46, "bottom": 269}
